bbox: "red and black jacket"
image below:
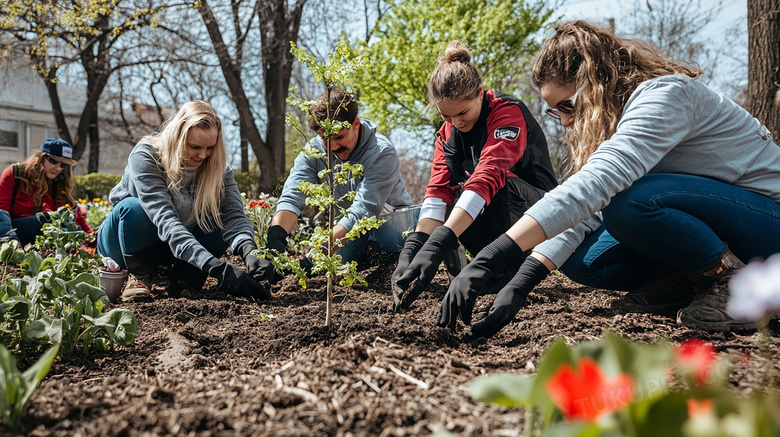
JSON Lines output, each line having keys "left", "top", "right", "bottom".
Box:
{"left": 425, "top": 89, "right": 557, "bottom": 206}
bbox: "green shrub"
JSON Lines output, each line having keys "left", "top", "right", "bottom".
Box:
{"left": 72, "top": 173, "right": 121, "bottom": 201}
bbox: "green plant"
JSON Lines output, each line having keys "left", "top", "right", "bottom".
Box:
{"left": 468, "top": 331, "right": 780, "bottom": 436}
{"left": 0, "top": 343, "right": 60, "bottom": 428}
{"left": 266, "top": 36, "right": 382, "bottom": 326}
{"left": 242, "top": 194, "right": 277, "bottom": 246}
{"left": 71, "top": 173, "right": 122, "bottom": 201}
{"left": 34, "top": 207, "right": 102, "bottom": 278}
{"left": 0, "top": 209, "right": 136, "bottom": 355}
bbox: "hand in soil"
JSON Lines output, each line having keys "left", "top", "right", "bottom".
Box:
{"left": 436, "top": 235, "right": 530, "bottom": 331}
{"left": 395, "top": 227, "right": 457, "bottom": 310}
{"left": 207, "top": 260, "right": 272, "bottom": 301}
{"left": 236, "top": 239, "right": 276, "bottom": 282}
{"left": 391, "top": 232, "right": 428, "bottom": 312}
{"left": 463, "top": 257, "right": 550, "bottom": 340}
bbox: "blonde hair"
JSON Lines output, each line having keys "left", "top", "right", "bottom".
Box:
{"left": 145, "top": 100, "right": 227, "bottom": 231}
{"left": 18, "top": 151, "right": 75, "bottom": 208}
{"left": 532, "top": 20, "right": 702, "bottom": 172}
{"left": 427, "top": 41, "right": 483, "bottom": 109}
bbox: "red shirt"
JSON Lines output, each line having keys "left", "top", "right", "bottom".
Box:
{"left": 425, "top": 89, "right": 557, "bottom": 206}
{"left": 0, "top": 165, "right": 57, "bottom": 218}
{"left": 0, "top": 164, "right": 92, "bottom": 232}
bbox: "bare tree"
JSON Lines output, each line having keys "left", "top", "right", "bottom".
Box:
{"left": 1, "top": 1, "right": 165, "bottom": 173}
{"left": 747, "top": 0, "right": 780, "bottom": 135}
{"left": 619, "top": 0, "right": 724, "bottom": 83}
{"left": 197, "top": 0, "right": 306, "bottom": 187}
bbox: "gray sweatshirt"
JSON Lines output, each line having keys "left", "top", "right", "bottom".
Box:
{"left": 276, "top": 119, "right": 412, "bottom": 230}
{"left": 530, "top": 75, "right": 780, "bottom": 267}
{"left": 109, "top": 142, "right": 255, "bottom": 270}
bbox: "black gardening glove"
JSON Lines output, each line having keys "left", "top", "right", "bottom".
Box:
{"left": 35, "top": 211, "right": 52, "bottom": 224}
{"left": 391, "top": 231, "right": 430, "bottom": 312}
{"left": 394, "top": 226, "right": 458, "bottom": 311}
{"left": 464, "top": 256, "right": 549, "bottom": 341}
{"left": 204, "top": 258, "right": 272, "bottom": 301}
{"left": 265, "top": 225, "right": 288, "bottom": 253}
{"left": 236, "top": 239, "right": 275, "bottom": 282}
{"left": 260, "top": 225, "right": 290, "bottom": 283}
{"left": 436, "top": 234, "right": 526, "bottom": 330}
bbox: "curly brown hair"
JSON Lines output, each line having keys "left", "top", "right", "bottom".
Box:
{"left": 17, "top": 151, "right": 75, "bottom": 208}
{"left": 532, "top": 20, "right": 702, "bottom": 172}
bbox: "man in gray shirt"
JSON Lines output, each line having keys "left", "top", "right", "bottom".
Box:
{"left": 258, "top": 89, "right": 413, "bottom": 281}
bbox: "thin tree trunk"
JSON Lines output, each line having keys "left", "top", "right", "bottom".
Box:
{"left": 87, "top": 108, "right": 100, "bottom": 173}
{"left": 747, "top": 0, "right": 780, "bottom": 136}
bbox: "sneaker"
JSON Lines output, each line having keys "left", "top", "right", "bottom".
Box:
{"left": 121, "top": 274, "right": 153, "bottom": 302}
{"left": 611, "top": 275, "right": 697, "bottom": 317}
{"left": 676, "top": 269, "right": 756, "bottom": 332}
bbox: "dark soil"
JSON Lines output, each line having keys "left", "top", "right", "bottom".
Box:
{"left": 7, "top": 256, "right": 780, "bottom": 436}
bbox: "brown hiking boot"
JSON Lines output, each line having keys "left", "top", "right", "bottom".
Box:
{"left": 676, "top": 245, "right": 755, "bottom": 332}
{"left": 121, "top": 274, "right": 153, "bottom": 302}
{"left": 611, "top": 274, "right": 697, "bottom": 317}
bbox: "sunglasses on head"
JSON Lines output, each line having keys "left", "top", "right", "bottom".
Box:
{"left": 45, "top": 155, "right": 70, "bottom": 169}
{"left": 545, "top": 89, "right": 581, "bottom": 119}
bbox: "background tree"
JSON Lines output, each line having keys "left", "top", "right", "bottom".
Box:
{"left": 197, "top": 0, "right": 306, "bottom": 187}
{"left": 618, "top": 0, "right": 724, "bottom": 84}
{"left": 0, "top": 1, "right": 162, "bottom": 173}
{"left": 349, "top": 0, "right": 555, "bottom": 144}
{"left": 747, "top": 0, "right": 780, "bottom": 136}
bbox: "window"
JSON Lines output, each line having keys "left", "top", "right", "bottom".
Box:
{"left": 0, "top": 120, "right": 19, "bottom": 149}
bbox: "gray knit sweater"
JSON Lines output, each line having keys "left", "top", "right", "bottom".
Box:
{"left": 532, "top": 75, "right": 780, "bottom": 268}
{"left": 109, "top": 142, "right": 254, "bottom": 270}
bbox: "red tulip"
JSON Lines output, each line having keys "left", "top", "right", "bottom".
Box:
{"left": 546, "top": 357, "right": 636, "bottom": 422}
{"left": 675, "top": 338, "right": 717, "bottom": 386}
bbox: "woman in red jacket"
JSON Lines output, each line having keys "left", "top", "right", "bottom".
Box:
{"left": 0, "top": 138, "right": 91, "bottom": 245}
{"left": 391, "top": 41, "right": 558, "bottom": 310}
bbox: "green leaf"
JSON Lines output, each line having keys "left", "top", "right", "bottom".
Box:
{"left": 540, "top": 422, "right": 602, "bottom": 437}
{"left": 0, "top": 240, "right": 24, "bottom": 265}
{"left": 24, "top": 316, "right": 63, "bottom": 345}
{"left": 0, "top": 343, "right": 60, "bottom": 427}
{"left": 530, "top": 338, "right": 575, "bottom": 404}
{"left": 69, "top": 279, "right": 109, "bottom": 310}
{"left": 467, "top": 372, "right": 534, "bottom": 407}
{"left": 17, "top": 344, "right": 60, "bottom": 423}
{"left": 0, "top": 296, "right": 31, "bottom": 321}
{"left": 20, "top": 250, "right": 43, "bottom": 276}
{"left": 93, "top": 309, "right": 138, "bottom": 346}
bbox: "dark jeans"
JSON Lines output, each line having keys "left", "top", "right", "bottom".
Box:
{"left": 338, "top": 205, "right": 421, "bottom": 265}
{"left": 459, "top": 176, "right": 547, "bottom": 255}
{"left": 0, "top": 209, "right": 44, "bottom": 245}
{"left": 560, "top": 174, "right": 780, "bottom": 290}
{"left": 97, "top": 197, "right": 228, "bottom": 270}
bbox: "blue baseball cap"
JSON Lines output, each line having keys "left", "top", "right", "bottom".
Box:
{"left": 40, "top": 138, "right": 78, "bottom": 166}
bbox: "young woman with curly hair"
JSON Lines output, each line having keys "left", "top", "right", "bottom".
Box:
{"left": 0, "top": 138, "right": 91, "bottom": 245}
{"left": 438, "top": 21, "right": 780, "bottom": 337}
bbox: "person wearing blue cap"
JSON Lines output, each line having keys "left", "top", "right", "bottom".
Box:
{"left": 0, "top": 138, "right": 91, "bottom": 245}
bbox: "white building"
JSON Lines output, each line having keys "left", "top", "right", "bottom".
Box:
{"left": 0, "top": 62, "right": 166, "bottom": 175}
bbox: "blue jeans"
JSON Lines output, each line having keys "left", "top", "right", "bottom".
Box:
{"left": 560, "top": 174, "right": 780, "bottom": 290}
{"left": 0, "top": 209, "right": 43, "bottom": 245}
{"left": 97, "top": 197, "right": 228, "bottom": 270}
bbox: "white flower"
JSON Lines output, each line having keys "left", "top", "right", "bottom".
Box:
{"left": 728, "top": 253, "right": 780, "bottom": 321}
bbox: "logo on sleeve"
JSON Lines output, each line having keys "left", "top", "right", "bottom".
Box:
{"left": 493, "top": 126, "right": 520, "bottom": 141}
